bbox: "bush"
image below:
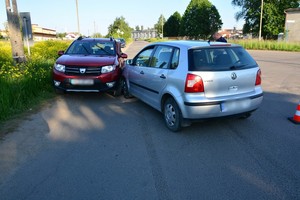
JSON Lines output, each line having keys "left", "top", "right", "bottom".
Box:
{"left": 0, "top": 41, "right": 13, "bottom": 68}
{"left": 29, "top": 40, "right": 71, "bottom": 61}
{"left": 0, "top": 40, "right": 70, "bottom": 122}
{"left": 0, "top": 59, "right": 54, "bottom": 121}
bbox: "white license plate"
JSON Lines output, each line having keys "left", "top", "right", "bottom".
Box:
{"left": 70, "top": 79, "right": 94, "bottom": 85}
{"left": 221, "top": 99, "right": 251, "bottom": 112}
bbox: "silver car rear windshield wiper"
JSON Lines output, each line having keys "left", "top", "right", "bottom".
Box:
{"left": 230, "top": 64, "right": 248, "bottom": 70}
{"left": 229, "top": 60, "right": 248, "bottom": 70}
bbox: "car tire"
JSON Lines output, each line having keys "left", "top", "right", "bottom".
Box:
{"left": 123, "top": 78, "right": 133, "bottom": 99}
{"left": 113, "top": 79, "right": 123, "bottom": 97}
{"left": 163, "top": 98, "right": 182, "bottom": 132}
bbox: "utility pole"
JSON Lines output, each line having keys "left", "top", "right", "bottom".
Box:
{"left": 75, "top": 0, "right": 80, "bottom": 35}
{"left": 259, "top": 0, "right": 264, "bottom": 41}
{"left": 5, "top": 0, "right": 25, "bottom": 63}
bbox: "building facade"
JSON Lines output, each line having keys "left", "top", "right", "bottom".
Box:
{"left": 285, "top": 8, "right": 300, "bottom": 42}
{"left": 131, "top": 29, "right": 157, "bottom": 40}
{"left": 31, "top": 24, "right": 56, "bottom": 41}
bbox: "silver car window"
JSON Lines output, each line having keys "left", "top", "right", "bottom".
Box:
{"left": 150, "top": 46, "right": 173, "bottom": 68}
{"left": 170, "top": 48, "right": 180, "bottom": 69}
{"left": 189, "top": 47, "right": 257, "bottom": 71}
{"left": 134, "top": 47, "right": 154, "bottom": 67}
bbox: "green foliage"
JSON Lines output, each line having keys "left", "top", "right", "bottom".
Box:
{"left": 164, "top": 12, "right": 182, "bottom": 37}
{"left": 0, "top": 41, "right": 13, "bottom": 68}
{"left": 154, "top": 15, "right": 166, "bottom": 37}
{"left": 230, "top": 39, "right": 300, "bottom": 51}
{"left": 135, "top": 25, "right": 140, "bottom": 31}
{"left": 29, "top": 40, "right": 70, "bottom": 61}
{"left": 181, "top": 0, "right": 222, "bottom": 39}
{"left": 0, "top": 59, "right": 55, "bottom": 121}
{"left": 0, "top": 40, "right": 71, "bottom": 122}
{"left": 107, "top": 16, "right": 132, "bottom": 40}
{"left": 232, "top": 0, "right": 300, "bottom": 39}
{"left": 56, "top": 32, "right": 67, "bottom": 39}
{"left": 92, "top": 33, "right": 103, "bottom": 38}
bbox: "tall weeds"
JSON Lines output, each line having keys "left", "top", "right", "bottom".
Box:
{"left": 0, "top": 40, "right": 70, "bottom": 122}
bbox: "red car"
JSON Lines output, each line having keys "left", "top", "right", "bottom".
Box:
{"left": 52, "top": 37, "right": 127, "bottom": 95}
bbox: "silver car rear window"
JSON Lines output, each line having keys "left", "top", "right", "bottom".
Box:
{"left": 188, "top": 47, "right": 257, "bottom": 71}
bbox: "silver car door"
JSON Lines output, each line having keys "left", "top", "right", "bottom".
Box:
{"left": 141, "top": 46, "right": 174, "bottom": 109}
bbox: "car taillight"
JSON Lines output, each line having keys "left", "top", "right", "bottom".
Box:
{"left": 255, "top": 69, "right": 262, "bottom": 86}
{"left": 185, "top": 73, "right": 204, "bottom": 93}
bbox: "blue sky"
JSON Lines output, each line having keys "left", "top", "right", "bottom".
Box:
{"left": 0, "top": 0, "right": 243, "bottom": 36}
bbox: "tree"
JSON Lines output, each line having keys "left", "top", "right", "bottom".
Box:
{"left": 56, "top": 32, "right": 67, "bottom": 39}
{"left": 232, "top": 0, "right": 299, "bottom": 39}
{"left": 181, "top": 0, "right": 222, "bottom": 40}
{"left": 154, "top": 14, "right": 166, "bottom": 37}
{"left": 92, "top": 33, "right": 102, "bottom": 38}
{"left": 135, "top": 25, "right": 140, "bottom": 31}
{"left": 107, "top": 16, "right": 132, "bottom": 39}
{"left": 164, "top": 12, "right": 181, "bottom": 37}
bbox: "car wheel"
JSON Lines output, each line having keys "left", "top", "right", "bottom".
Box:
{"left": 163, "top": 98, "right": 182, "bottom": 132}
{"left": 123, "top": 78, "right": 133, "bottom": 99}
{"left": 113, "top": 79, "right": 123, "bottom": 97}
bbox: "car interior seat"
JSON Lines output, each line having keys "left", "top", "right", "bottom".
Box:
{"left": 215, "top": 54, "right": 232, "bottom": 65}
{"left": 157, "top": 52, "right": 172, "bottom": 68}
{"left": 193, "top": 51, "right": 207, "bottom": 67}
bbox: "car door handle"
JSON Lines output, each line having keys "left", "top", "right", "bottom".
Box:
{"left": 140, "top": 71, "right": 144, "bottom": 74}
{"left": 160, "top": 74, "right": 166, "bottom": 79}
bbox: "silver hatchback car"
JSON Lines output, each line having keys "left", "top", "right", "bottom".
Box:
{"left": 122, "top": 41, "right": 263, "bottom": 131}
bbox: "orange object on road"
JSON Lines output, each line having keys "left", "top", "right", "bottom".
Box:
{"left": 288, "top": 101, "right": 300, "bottom": 124}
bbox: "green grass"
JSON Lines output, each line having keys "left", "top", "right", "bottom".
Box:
{"left": 229, "top": 39, "right": 300, "bottom": 51}
{"left": 0, "top": 40, "right": 70, "bottom": 122}
{"left": 0, "top": 59, "right": 55, "bottom": 121}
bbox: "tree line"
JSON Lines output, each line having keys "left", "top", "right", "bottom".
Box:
{"left": 104, "top": 0, "right": 299, "bottom": 41}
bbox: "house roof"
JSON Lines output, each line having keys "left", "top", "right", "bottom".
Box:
{"left": 285, "top": 8, "right": 300, "bottom": 13}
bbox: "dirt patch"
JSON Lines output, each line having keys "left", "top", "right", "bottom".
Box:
{"left": 0, "top": 110, "right": 36, "bottom": 140}
{"left": 0, "top": 99, "right": 54, "bottom": 140}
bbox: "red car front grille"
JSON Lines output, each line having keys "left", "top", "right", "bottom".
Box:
{"left": 65, "top": 66, "right": 102, "bottom": 76}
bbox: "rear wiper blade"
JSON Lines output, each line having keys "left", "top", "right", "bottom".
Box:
{"left": 230, "top": 64, "right": 248, "bottom": 70}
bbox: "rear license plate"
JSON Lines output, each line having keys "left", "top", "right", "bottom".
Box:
{"left": 70, "top": 79, "right": 94, "bottom": 85}
{"left": 221, "top": 99, "right": 251, "bottom": 112}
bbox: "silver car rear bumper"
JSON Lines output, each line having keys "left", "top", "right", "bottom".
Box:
{"left": 182, "top": 93, "right": 263, "bottom": 119}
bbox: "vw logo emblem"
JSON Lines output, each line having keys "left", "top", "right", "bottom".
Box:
{"left": 231, "top": 72, "right": 237, "bottom": 80}
{"left": 80, "top": 68, "right": 86, "bottom": 74}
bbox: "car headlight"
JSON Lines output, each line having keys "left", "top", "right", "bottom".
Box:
{"left": 54, "top": 64, "right": 65, "bottom": 72}
{"left": 101, "top": 65, "right": 116, "bottom": 74}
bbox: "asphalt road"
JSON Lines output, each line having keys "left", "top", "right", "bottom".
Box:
{"left": 0, "top": 41, "right": 299, "bottom": 200}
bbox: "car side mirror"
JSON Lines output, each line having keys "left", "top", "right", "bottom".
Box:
{"left": 58, "top": 50, "right": 65, "bottom": 56}
{"left": 126, "top": 59, "right": 133, "bottom": 65}
{"left": 121, "top": 53, "right": 128, "bottom": 59}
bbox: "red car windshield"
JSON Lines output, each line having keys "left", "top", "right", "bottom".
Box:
{"left": 66, "top": 41, "right": 116, "bottom": 56}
